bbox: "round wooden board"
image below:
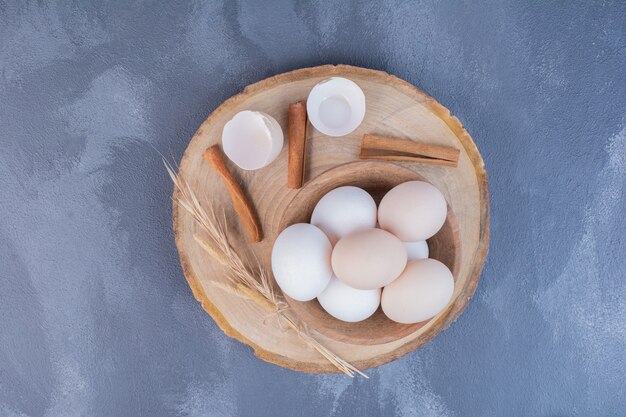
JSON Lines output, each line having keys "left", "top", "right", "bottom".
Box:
{"left": 173, "top": 65, "right": 490, "bottom": 373}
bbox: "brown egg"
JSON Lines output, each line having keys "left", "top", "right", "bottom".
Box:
{"left": 331, "top": 228, "right": 407, "bottom": 290}
{"left": 381, "top": 259, "right": 454, "bottom": 324}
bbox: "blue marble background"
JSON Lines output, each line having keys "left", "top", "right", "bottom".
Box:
{"left": 1, "top": 1, "right": 624, "bottom": 416}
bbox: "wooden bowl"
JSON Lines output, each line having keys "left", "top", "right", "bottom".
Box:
{"left": 279, "top": 161, "right": 461, "bottom": 345}
{"left": 173, "top": 65, "right": 489, "bottom": 373}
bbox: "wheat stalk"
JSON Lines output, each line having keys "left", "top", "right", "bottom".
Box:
{"left": 165, "top": 160, "right": 367, "bottom": 378}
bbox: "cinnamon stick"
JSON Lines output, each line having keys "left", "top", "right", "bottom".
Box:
{"left": 203, "top": 146, "right": 263, "bottom": 242}
{"left": 287, "top": 101, "right": 307, "bottom": 189}
{"left": 359, "top": 134, "right": 460, "bottom": 167}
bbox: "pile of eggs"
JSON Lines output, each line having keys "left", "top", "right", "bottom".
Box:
{"left": 271, "top": 180, "right": 455, "bottom": 324}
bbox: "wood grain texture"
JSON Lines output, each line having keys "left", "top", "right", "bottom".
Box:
{"left": 173, "top": 65, "right": 490, "bottom": 373}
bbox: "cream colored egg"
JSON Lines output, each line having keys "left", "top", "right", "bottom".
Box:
{"left": 403, "top": 240, "right": 429, "bottom": 261}
{"left": 331, "top": 228, "right": 407, "bottom": 290}
{"left": 378, "top": 181, "right": 447, "bottom": 241}
{"left": 381, "top": 259, "right": 454, "bottom": 324}
{"left": 311, "top": 186, "right": 377, "bottom": 245}
{"left": 317, "top": 276, "right": 380, "bottom": 322}
{"left": 271, "top": 223, "right": 332, "bottom": 301}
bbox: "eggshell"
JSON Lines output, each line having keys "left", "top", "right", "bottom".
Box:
{"left": 310, "top": 186, "right": 377, "bottom": 245}
{"left": 222, "top": 110, "right": 284, "bottom": 170}
{"left": 381, "top": 259, "right": 454, "bottom": 324}
{"left": 306, "top": 77, "right": 366, "bottom": 137}
{"left": 331, "top": 228, "right": 407, "bottom": 290}
{"left": 271, "top": 223, "right": 332, "bottom": 301}
{"left": 403, "top": 240, "right": 429, "bottom": 261}
{"left": 378, "top": 181, "right": 447, "bottom": 241}
{"left": 317, "top": 276, "right": 380, "bottom": 322}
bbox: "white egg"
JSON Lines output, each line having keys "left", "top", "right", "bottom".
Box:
{"left": 403, "top": 240, "right": 429, "bottom": 261}
{"left": 381, "top": 259, "right": 454, "bottom": 324}
{"left": 222, "top": 110, "right": 284, "bottom": 170}
{"left": 378, "top": 181, "right": 447, "bottom": 241}
{"left": 271, "top": 223, "right": 332, "bottom": 301}
{"left": 317, "top": 276, "right": 380, "bottom": 322}
{"left": 306, "top": 77, "right": 366, "bottom": 137}
{"left": 310, "top": 186, "right": 377, "bottom": 245}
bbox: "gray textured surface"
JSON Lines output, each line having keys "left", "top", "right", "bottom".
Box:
{"left": 1, "top": 1, "right": 625, "bottom": 416}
